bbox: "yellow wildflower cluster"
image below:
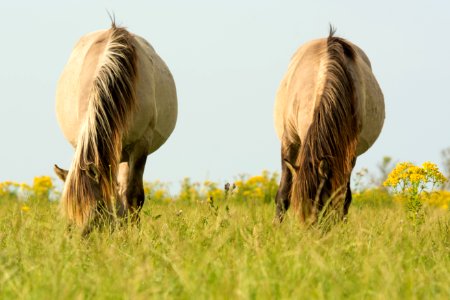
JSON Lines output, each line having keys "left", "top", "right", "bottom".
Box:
{"left": 383, "top": 161, "right": 448, "bottom": 223}
{"left": 203, "top": 180, "right": 224, "bottom": 202}
{"left": 142, "top": 170, "right": 279, "bottom": 204}
{"left": 32, "top": 176, "right": 54, "bottom": 198}
{"left": 178, "top": 177, "right": 201, "bottom": 202}
{"left": 0, "top": 181, "right": 20, "bottom": 198}
{"left": 143, "top": 180, "right": 172, "bottom": 202}
{"left": 0, "top": 176, "right": 56, "bottom": 201}
{"left": 383, "top": 161, "right": 447, "bottom": 195}
{"left": 234, "top": 170, "right": 279, "bottom": 203}
{"left": 383, "top": 161, "right": 449, "bottom": 214}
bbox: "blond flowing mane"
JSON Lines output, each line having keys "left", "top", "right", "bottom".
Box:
{"left": 62, "top": 23, "right": 138, "bottom": 227}
{"left": 291, "top": 28, "right": 360, "bottom": 221}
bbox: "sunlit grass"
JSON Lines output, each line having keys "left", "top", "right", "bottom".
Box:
{"left": 1, "top": 178, "right": 449, "bottom": 299}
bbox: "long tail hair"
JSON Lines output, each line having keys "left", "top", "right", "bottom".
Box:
{"left": 62, "top": 23, "right": 137, "bottom": 227}
{"left": 292, "top": 27, "right": 359, "bottom": 221}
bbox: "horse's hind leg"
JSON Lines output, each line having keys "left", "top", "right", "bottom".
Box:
{"left": 275, "top": 139, "right": 299, "bottom": 223}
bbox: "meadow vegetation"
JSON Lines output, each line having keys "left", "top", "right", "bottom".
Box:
{"left": 0, "top": 162, "right": 449, "bottom": 299}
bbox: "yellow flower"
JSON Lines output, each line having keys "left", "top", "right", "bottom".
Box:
{"left": 21, "top": 205, "right": 30, "bottom": 212}
{"left": 209, "top": 189, "right": 224, "bottom": 201}
{"left": 0, "top": 181, "right": 22, "bottom": 198}
{"left": 247, "top": 175, "right": 265, "bottom": 186}
{"left": 21, "top": 183, "right": 31, "bottom": 190}
{"left": 424, "top": 191, "right": 450, "bottom": 210}
{"left": 243, "top": 190, "right": 251, "bottom": 197}
{"left": 384, "top": 161, "right": 447, "bottom": 199}
{"left": 154, "top": 189, "right": 166, "bottom": 200}
{"left": 32, "top": 176, "right": 54, "bottom": 198}
{"left": 253, "top": 187, "right": 264, "bottom": 198}
{"left": 409, "top": 173, "right": 425, "bottom": 183}
{"left": 422, "top": 161, "right": 438, "bottom": 172}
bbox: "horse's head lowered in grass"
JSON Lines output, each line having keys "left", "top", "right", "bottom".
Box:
{"left": 53, "top": 164, "right": 121, "bottom": 226}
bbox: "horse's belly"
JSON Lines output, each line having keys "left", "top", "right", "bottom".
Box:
{"left": 356, "top": 70, "right": 385, "bottom": 156}
{"left": 123, "top": 35, "right": 178, "bottom": 155}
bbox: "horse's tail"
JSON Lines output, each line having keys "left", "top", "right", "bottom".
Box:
{"left": 62, "top": 23, "right": 138, "bottom": 227}
{"left": 292, "top": 27, "right": 360, "bottom": 221}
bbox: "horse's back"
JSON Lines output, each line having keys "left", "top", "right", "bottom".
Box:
{"left": 274, "top": 37, "right": 384, "bottom": 155}
{"left": 55, "top": 29, "right": 177, "bottom": 155}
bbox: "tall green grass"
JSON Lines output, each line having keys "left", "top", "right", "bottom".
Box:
{"left": 0, "top": 194, "right": 448, "bottom": 299}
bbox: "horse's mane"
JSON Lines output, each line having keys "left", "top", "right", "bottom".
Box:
{"left": 62, "top": 22, "right": 138, "bottom": 227}
{"left": 292, "top": 27, "right": 359, "bottom": 221}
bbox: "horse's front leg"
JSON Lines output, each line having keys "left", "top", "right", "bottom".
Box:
{"left": 275, "top": 161, "right": 293, "bottom": 222}
{"left": 117, "top": 162, "right": 130, "bottom": 218}
{"left": 275, "top": 139, "right": 300, "bottom": 223}
{"left": 343, "top": 180, "right": 352, "bottom": 217}
{"left": 343, "top": 158, "right": 356, "bottom": 218}
{"left": 117, "top": 146, "right": 148, "bottom": 223}
{"left": 126, "top": 153, "right": 148, "bottom": 221}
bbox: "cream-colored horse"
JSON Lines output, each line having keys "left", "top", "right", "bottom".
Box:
{"left": 274, "top": 28, "right": 384, "bottom": 223}
{"left": 54, "top": 22, "right": 177, "bottom": 230}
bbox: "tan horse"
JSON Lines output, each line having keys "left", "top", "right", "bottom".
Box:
{"left": 274, "top": 27, "right": 384, "bottom": 224}
{"left": 54, "top": 22, "right": 177, "bottom": 230}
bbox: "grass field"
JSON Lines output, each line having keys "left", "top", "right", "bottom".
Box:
{"left": 0, "top": 183, "right": 449, "bottom": 300}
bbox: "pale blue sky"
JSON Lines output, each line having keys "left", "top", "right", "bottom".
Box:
{"left": 1, "top": 1, "right": 449, "bottom": 188}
